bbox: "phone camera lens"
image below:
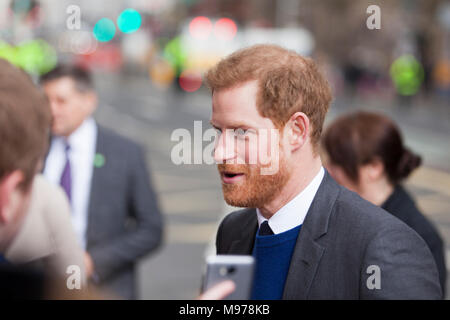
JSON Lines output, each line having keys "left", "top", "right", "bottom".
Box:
{"left": 227, "top": 266, "right": 236, "bottom": 274}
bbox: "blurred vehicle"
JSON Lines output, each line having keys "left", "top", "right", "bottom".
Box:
{"left": 154, "top": 16, "right": 315, "bottom": 91}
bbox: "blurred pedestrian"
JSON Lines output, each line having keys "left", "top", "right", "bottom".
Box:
{"left": 323, "top": 111, "right": 447, "bottom": 297}
{"left": 40, "top": 65, "right": 163, "bottom": 299}
{"left": 6, "top": 174, "right": 86, "bottom": 285}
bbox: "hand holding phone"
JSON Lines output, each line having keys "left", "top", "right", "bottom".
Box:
{"left": 202, "top": 255, "right": 255, "bottom": 300}
{"left": 198, "top": 280, "right": 236, "bottom": 300}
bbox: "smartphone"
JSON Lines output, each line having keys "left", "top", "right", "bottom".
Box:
{"left": 202, "top": 255, "right": 255, "bottom": 300}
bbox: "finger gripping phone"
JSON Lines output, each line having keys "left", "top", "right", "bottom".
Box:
{"left": 202, "top": 255, "right": 255, "bottom": 300}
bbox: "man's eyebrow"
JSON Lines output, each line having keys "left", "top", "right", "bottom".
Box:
{"left": 209, "top": 120, "right": 254, "bottom": 129}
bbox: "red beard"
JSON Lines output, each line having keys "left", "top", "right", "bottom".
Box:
{"left": 217, "top": 155, "right": 290, "bottom": 208}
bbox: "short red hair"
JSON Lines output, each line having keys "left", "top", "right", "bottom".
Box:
{"left": 205, "top": 44, "right": 332, "bottom": 149}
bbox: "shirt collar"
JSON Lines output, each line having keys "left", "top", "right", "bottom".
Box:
{"left": 256, "top": 166, "right": 325, "bottom": 234}
{"left": 52, "top": 117, "right": 97, "bottom": 152}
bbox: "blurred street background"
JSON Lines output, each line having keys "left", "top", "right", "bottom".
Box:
{"left": 1, "top": 0, "right": 449, "bottom": 299}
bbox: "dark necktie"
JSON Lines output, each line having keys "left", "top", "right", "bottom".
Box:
{"left": 60, "top": 143, "right": 72, "bottom": 203}
{"left": 259, "top": 220, "right": 274, "bottom": 236}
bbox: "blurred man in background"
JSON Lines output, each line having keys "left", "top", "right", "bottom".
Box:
{"left": 40, "top": 65, "right": 163, "bottom": 299}
{"left": 0, "top": 58, "right": 52, "bottom": 298}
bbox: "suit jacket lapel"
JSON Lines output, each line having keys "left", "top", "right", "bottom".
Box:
{"left": 228, "top": 209, "right": 258, "bottom": 255}
{"left": 282, "top": 172, "right": 340, "bottom": 299}
{"left": 86, "top": 127, "right": 105, "bottom": 248}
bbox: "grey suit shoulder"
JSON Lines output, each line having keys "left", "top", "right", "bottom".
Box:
{"left": 96, "top": 125, "right": 144, "bottom": 155}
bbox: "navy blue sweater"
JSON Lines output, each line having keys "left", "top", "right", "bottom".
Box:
{"left": 251, "top": 225, "right": 301, "bottom": 299}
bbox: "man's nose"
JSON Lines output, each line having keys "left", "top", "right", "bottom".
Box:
{"left": 214, "top": 130, "right": 237, "bottom": 164}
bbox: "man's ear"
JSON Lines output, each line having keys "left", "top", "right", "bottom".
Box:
{"left": 0, "top": 171, "right": 24, "bottom": 224}
{"left": 284, "top": 111, "right": 310, "bottom": 152}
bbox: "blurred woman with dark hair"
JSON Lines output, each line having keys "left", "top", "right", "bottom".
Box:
{"left": 322, "top": 111, "right": 447, "bottom": 297}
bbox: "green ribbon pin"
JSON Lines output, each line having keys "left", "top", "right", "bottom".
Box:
{"left": 94, "top": 153, "right": 106, "bottom": 168}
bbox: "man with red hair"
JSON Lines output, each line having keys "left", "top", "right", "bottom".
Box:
{"left": 206, "top": 45, "right": 442, "bottom": 299}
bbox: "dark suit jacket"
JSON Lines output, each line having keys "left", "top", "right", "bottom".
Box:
{"left": 216, "top": 172, "right": 442, "bottom": 299}
{"left": 46, "top": 125, "right": 163, "bottom": 299}
{"left": 382, "top": 185, "right": 447, "bottom": 297}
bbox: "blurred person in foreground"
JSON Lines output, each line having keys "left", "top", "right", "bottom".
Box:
{"left": 0, "top": 58, "right": 52, "bottom": 298}
{"left": 40, "top": 65, "right": 163, "bottom": 299}
{"left": 322, "top": 111, "right": 447, "bottom": 297}
{"left": 206, "top": 44, "right": 442, "bottom": 299}
{"left": 6, "top": 174, "right": 86, "bottom": 285}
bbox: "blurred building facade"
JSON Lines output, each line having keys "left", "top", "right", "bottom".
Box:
{"left": 0, "top": 0, "right": 449, "bottom": 96}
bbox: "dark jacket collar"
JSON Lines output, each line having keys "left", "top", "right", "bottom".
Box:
{"left": 228, "top": 209, "right": 258, "bottom": 255}
{"left": 381, "top": 184, "right": 409, "bottom": 212}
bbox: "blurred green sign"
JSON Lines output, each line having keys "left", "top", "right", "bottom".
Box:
{"left": 0, "top": 39, "right": 57, "bottom": 75}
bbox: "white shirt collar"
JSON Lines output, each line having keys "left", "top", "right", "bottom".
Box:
{"left": 256, "top": 166, "right": 325, "bottom": 234}
{"left": 63, "top": 117, "right": 96, "bottom": 152}
{"left": 45, "top": 117, "right": 97, "bottom": 250}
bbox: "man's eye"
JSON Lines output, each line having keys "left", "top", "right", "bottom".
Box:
{"left": 234, "top": 128, "right": 246, "bottom": 137}
{"left": 235, "top": 128, "right": 244, "bottom": 135}
{"left": 235, "top": 128, "right": 255, "bottom": 138}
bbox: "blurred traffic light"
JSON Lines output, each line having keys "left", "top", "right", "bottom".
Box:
{"left": 93, "top": 18, "right": 116, "bottom": 42}
{"left": 214, "top": 18, "right": 237, "bottom": 41}
{"left": 189, "top": 16, "right": 212, "bottom": 39}
{"left": 179, "top": 69, "right": 202, "bottom": 92}
{"left": 10, "top": 0, "right": 38, "bottom": 14}
{"left": 117, "top": 9, "right": 142, "bottom": 34}
{"left": 390, "top": 55, "right": 424, "bottom": 96}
